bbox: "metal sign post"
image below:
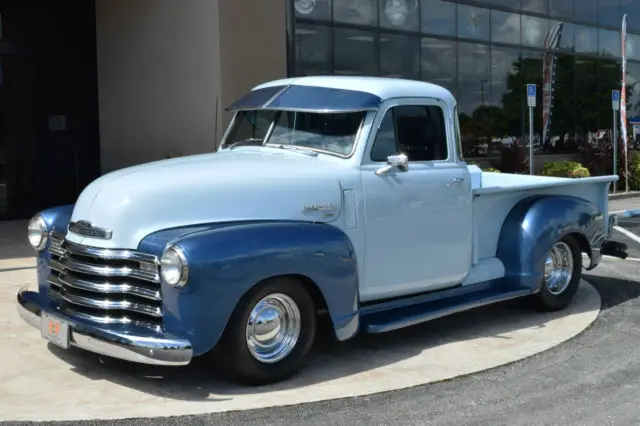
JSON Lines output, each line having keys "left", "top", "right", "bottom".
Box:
{"left": 612, "top": 89, "right": 620, "bottom": 193}
{"left": 527, "top": 84, "right": 536, "bottom": 175}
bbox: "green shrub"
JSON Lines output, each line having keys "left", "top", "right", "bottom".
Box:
{"left": 484, "top": 167, "right": 501, "bottom": 173}
{"left": 540, "top": 161, "right": 590, "bottom": 178}
{"left": 627, "top": 151, "right": 640, "bottom": 190}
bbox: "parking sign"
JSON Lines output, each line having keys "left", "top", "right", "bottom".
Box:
{"left": 527, "top": 84, "right": 536, "bottom": 107}
{"left": 612, "top": 90, "right": 620, "bottom": 111}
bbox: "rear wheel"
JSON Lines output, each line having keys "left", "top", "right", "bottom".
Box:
{"left": 532, "top": 234, "right": 582, "bottom": 312}
{"left": 216, "top": 277, "right": 317, "bottom": 385}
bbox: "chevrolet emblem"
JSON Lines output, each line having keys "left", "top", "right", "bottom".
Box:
{"left": 68, "top": 220, "right": 113, "bottom": 240}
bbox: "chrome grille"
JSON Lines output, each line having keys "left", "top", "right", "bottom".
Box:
{"left": 47, "top": 233, "right": 163, "bottom": 331}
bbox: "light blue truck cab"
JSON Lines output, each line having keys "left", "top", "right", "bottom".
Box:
{"left": 17, "top": 76, "right": 628, "bottom": 385}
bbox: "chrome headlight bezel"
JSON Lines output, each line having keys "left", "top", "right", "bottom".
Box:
{"left": 27, "top": 215, "right": 48, "bottom": 251}
{"left": 160, "top": 245, "right": 189, "bottom": 288}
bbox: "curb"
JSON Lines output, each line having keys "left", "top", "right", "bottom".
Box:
{"left": 611, "top": 208, "right": 640, "bottom": 218}
{"left": 610, "top": 191, "right": 640, "bottom": 200}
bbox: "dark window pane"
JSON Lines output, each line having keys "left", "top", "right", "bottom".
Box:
{"left": 574, "top": 56, "right": 598, "bottom": 139}
{"left": 491, "top": 47, "right": 521, "bottom": 140}
{"left": 380, "top": 33, "right": 420, "bottom": 79}
{"left": 379, "top": 0, "right": 419, "bottom": 30}
{"left": 574, "top": 0, "right": 597, "bottom": 23}
{"left": 522, "top": 15, "right": 548, "bottom": 48}
{"left": 491, "top": 10, "right": 520, "bottom": 45}
{"left": 294, "top": 0, "right": 332, "bottom": 20}
{"left": 333, "top": 28, "right": 376, "bottom": 75}
{"left": 522, "top": 0, "right": 548, "bottom": 14}
{"left": 599, "top": 29, "right": 621, "bottom": 58}
{"left": 420, "top": 0, "right": 456, "bottom": 36}
{"left": 370, "top": 105, "right": 448, "bottom": 162}
{"left": 549, "top": 0, "right": 573, "bottom": 19}
{"left": 492, "top": 0, "right": 521, "bottom": 10}
{"left": 421, "top": 38, "right": 457, "bottom": 95}
{"left": 333, "top": 0, "right": 377, "bottom": 26}
{"left": 295, "top": 24, "right": 331, "bottom": 76}
{"left": 458, "top": 43, "right": 490, "bottom": 116}
{"left": 627, "top": 62, "right": 640, "bottom": 122}
{"left": 575, "top": 25, "right": 598, "bottom": 54}
{"left": 599, "top": 0, "right": 621, "bottom": 28}
{"left": 520, "top": 50, "right": 544, "bottom": 142}
{"left": 457, "top": 4, "right": 490, "bottom": 41}
{"left": 622, "top": 0, "right": 640, "bottom": 32}
{"left": 543, "top": 54, "right": 575, "bottom": 153}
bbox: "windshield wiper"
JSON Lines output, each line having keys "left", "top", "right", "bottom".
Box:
{"left": 225, "top": 137, "right": 264, "bottom": 150}
{"left": 265, "top": 143, "right": 319, "bottom": 157}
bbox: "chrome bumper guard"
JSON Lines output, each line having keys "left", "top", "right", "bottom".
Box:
{"left": 17, "top": 288, "right": 193, "bottom": 366}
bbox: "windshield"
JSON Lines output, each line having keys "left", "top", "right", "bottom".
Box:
{"left": 222, "top": 109, "right": 366, "bottom": 157}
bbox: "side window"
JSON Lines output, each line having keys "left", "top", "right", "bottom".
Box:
{"left": 370, "top": 104, "right": 449, "bottom": 162}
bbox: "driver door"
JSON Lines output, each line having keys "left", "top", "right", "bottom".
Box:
{"left": 359, "top": 100, "right": 473, "bottom": 302}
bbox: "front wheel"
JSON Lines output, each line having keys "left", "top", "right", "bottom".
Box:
{"left": 216, "top": 277, "right": 317, "bottom": 385}
{"left": 532, "top": 234, "right": 582, "bottom": 312}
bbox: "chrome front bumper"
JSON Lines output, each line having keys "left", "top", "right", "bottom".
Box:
{"left": 17, "top": 288, "right": 193, "bottom": 366}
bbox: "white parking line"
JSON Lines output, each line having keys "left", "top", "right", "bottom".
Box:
{"left": 613, "top": 225, "right": 640, "bottom": 245}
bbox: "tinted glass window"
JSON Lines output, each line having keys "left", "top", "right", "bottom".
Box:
{"left": 370, "top": 105, "right": 448, "bottom": 162}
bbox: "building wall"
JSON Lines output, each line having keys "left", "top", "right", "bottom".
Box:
{"left": 94, "top": 0, "right": 288, "bottom": 173}
{"left": 95, "top": 0, "right": 222, "bottom": 173}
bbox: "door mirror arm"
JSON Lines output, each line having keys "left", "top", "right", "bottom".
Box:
{"left": 375, "top": 153, "right": 409, "bottom": 176}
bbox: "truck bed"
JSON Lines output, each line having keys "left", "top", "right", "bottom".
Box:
{"left": 467, "top": 165, "right": 618, "bottom": 266}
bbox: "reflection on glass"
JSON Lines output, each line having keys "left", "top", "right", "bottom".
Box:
{"left": 457, "top": 4, "right": 490, "bottom": 41}
{"left": 420, "top": 0, "right": 456, "bottom": 36}
{"left": 575, "top": 25, "right": 598, "bottom": 54}
{"left": 628, "top": 33, "right": 640, "bottom": 61}
{"left": 522, "top": 0, "right": 547, "bottom": 14}
{"left": 556, "top": 22, "right": 575, "bottom": 51}
{"left": 294, "top": 0, "right": 332, "bottom": 20}
{"left": 522, "top": 15, "right": 548, "bottom": 47}
{"left": 333, "top": 28, "right": 376, "bottom": 75}
{"left": 547, "top": 54, "right": 575, "bottom": 153}
{"left": 627, "top": 62, "right": 640, "bottom": 122}
{"left": 549, "top": 0, "right": 573, "bottom": 19}
{"left": 295, "top": 24, "right": 331, "bottom": 76}
{"left": 333, "top": 0, "right": 377, "bottom": 26}
{"left": 379, "top": 0, "right": 419, "bottom": 30}
{"left": 599, "top": 29, "right": 621, "bottom": 58}
{"left": 458, "top": 43, "right": 490, "bottom": 157}
{"left": 574, "top": 57, "right": 597, "bottom": 140}
{"left": 380, "top": 33, "right": 420, "bottom": 79}
{"left": 598, "top": 0, "right": 621, "bottom": 28}
{"left": 421, "top": 38, "right": 457, "bottom": 94}
{"left": 491, "top": 10, "right": 520, "bottom": 44}
{"left": 574, "top": 0, "right": 597, "bottom": 23}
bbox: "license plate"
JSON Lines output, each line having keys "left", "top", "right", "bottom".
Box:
{"left": 41, "top": 312, "right": 70, "bottom": 350}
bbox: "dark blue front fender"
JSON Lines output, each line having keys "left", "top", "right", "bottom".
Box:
{"left": 140, "top": 221, "right": 359, "bottom": 357}
{"left": 496, "top": 195, "right": 603, "bottom": 291}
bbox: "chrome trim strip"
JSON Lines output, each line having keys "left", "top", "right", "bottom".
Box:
{"left": 49, "top": 274, "right": 162, "bottom": 302}
{"left": 61, "top": 239, "right": 159, "bottom": 264}
{"left": 59, "top": 291, "right": 163, "bottom": 317}
{"left": 17, "top": 288, "right": 191, "bottom": 366}
{"left": 50, "top": 257, "right": 160, "bottom": 283}
{"left": 62, "top": 307, "right": 162, "bottom": 332}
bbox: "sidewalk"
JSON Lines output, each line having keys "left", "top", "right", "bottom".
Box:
{"left": 609, "top": 193, "right": 640, "bottom": 213}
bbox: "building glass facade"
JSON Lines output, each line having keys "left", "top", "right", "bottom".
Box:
{"left": 290, "top": 0, "right": 640, "bottom": 162}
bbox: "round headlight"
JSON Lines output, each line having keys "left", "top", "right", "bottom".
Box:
{"left": 27, "top": 215, "right": 48, "bottom": 251}
{"left": 160, "top": 245, "right": 189, "bottom": 287}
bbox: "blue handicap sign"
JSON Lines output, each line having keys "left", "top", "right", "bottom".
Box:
{"left": 527, "top": 84, "right": 536, "bottom": 97}
{"left": 612, "top": 90, "right": 620, "bottom": 102}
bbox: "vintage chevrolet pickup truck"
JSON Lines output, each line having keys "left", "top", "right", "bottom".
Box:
{"left": 17, "top": 76, "right": 628, "bottom": 385}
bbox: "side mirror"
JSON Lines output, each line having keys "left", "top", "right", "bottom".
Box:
{"left": 375, "top": 153, "right": 409, "bottom": 176}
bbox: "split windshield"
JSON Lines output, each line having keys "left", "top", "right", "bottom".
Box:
{"left": 222, "top": 109, "right": 366, "bottom": 157}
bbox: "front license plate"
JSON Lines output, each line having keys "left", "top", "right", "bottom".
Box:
{"left": 41, "top": 312, "right": 70, "bottom": 350}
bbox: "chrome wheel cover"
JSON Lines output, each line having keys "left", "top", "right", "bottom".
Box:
{"left": 543, "top": 241, "right": 574, "bottom": 295}
{"left": 246, "top": 293, "right": 302, "bottom": 363}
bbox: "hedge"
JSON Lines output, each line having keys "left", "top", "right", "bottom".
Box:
{"left": 540, "top": 161, "right": 590, "bottom": 178}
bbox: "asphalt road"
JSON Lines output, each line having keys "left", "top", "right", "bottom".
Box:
{"left": 7, "top": 219, "right": 640, "bottom": 426}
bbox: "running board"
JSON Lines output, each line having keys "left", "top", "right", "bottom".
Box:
{"left": 361, "top": 285, "right": 534, "bottom": 334}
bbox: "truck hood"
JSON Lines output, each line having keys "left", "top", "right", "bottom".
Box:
{"left": 66, "top": 149, "right": 347, "bottom": 249}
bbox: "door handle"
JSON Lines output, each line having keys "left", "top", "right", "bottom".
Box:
{"left": 447, "top": 177, "right": 465, "bottom": 186}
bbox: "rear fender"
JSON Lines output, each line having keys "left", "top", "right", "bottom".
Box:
{"left": 496, "top": 195, "right": 603, "bottom": 291}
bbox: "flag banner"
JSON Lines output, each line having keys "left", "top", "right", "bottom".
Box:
{"left": 542, "top": 22, "right": 563, "bottom": 149}
{"left": 621, "top": 14, "right": 628, "bottom": 151}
